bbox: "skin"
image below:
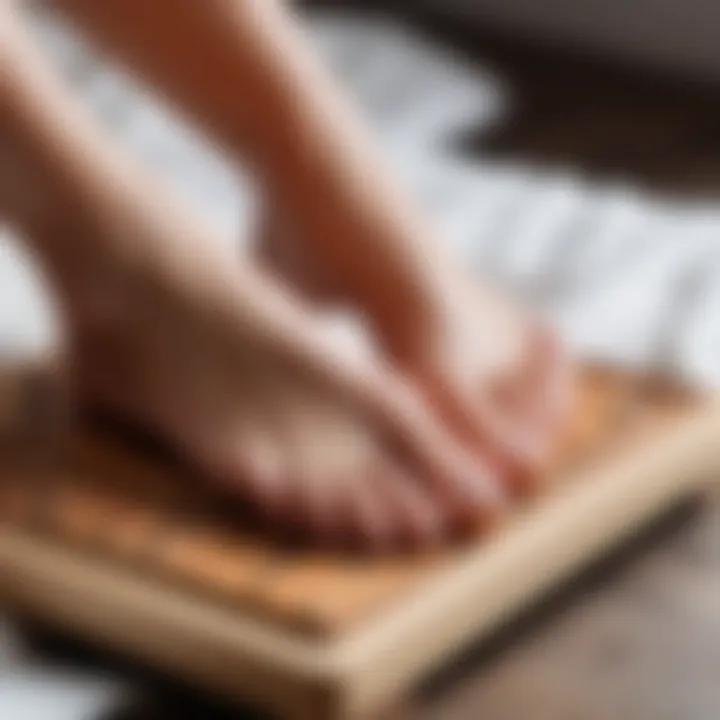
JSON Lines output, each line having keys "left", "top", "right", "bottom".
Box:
{"left": 49, "top": 0, "right": 570, "bottom": 479}
{"left": 0, "top": 0, "right": 570, "bottom": 549}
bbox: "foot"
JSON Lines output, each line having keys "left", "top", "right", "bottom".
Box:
{"left": 0, "top": 17, "right": 511, "bottom": 550}
{"left": 83, "top": 241, "right": 515, "bottom": 548}
{"left": 1, "top": 150, "right": 506, "bottom": 554}
{"left": 256, "top": 213, "right": 572, "bottom": 495}
{"left": 401, "top": 283, "right": 573, "bottom": 494}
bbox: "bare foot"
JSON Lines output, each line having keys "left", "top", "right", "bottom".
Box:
{"left": 1, "top": 43, "right": 508, "bottom": 550}
{"left": 256, "top": 212, "right": 572, "bottom": 495}
{"left": 12, "top": 183, "right": 515, "bottom": 550}
{"left": 69, "top": 260, "right": 505, "bottom": 550}
{"left": 31, "top": 0, "right": 571, "bottom": 496}
{"left": 407, "top": 287, "right": 572, "bottom": 495}
{"left": 13, "top": 205, "right": 511, "bottom": 549}
{"left": 26, "top": 0, "right": 573, "bottom": 495}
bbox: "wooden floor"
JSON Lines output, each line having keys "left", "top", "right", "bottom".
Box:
{"left": 15, "top": 9, "right": 720, "bottom": 720}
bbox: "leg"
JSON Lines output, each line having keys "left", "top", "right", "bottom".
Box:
{"left": 0, "top": 8, "right": 504, "bottom": 549}
{"left": 49, "top": 0, "right": 572, "bottom": 487}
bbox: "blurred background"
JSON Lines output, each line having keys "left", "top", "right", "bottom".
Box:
{"left": 2, "top": 1, "right": 720, "bottom": 718}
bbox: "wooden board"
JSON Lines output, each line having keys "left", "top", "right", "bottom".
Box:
{"left": 0, "top": 365, "right": 719, "bottom": 719}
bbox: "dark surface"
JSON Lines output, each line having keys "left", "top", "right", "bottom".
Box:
{"left": 313, "top": 0, "right": 720, "bottom": 194}
{"left": 412, "top": 495, "right": 720, "bottom": 719}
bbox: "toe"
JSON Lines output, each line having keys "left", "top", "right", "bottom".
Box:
{"left": 525, "top": 327, "right": 575, "bottom": 443}
{"left": 496, "top": 325, "right": 575, "bottom": 493}
{"left": 298, "top": 471, "right": 348, "bottom": 547}
{"left": 207, "top": 428, "right": 287, "bottom": 520}
{"left": 379, "top": 464, "right": 445, "bottom": 550}
{"left": 371, "top": 377, "right": 508, "bottom": 532}
{"left": 410, "top": 361, "right": 535, "bottom": 500}
{"left": 345, "top": 467, "right": 396, "bottom": 553}
{"left": 281, "top": 417, "right": 376, "bottom": 548}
